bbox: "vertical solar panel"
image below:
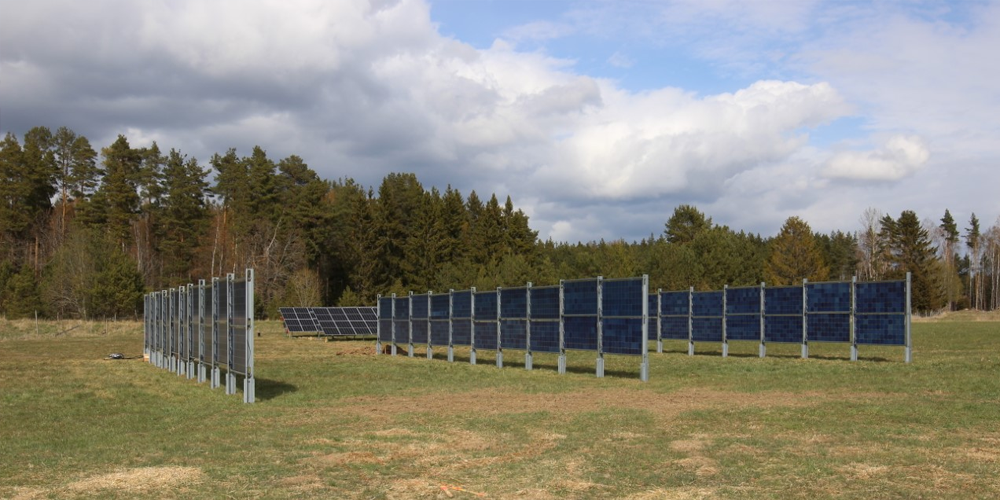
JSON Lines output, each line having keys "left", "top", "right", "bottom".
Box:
{"left": 764, "top": 286, "right": 803, "bottom": 344}
{"left": 188, "top": 285, "right": 197, "bottom": 363}
{"left": 411, "top": 297, "right": 429, "bottom": 345}
{"left": 725, "top": 286, "right": 761, "bottom": 341}
{"left": 691, "top": 291, "right": 723, "bottom": 342}
{"left": 855, "top": 281, "right": 907, "bottom": 345}
{"left": 563, "top": 279, "right": 598, "bottom": 351}
{"left": 232, "top": 280, "right": 248, "bottom": 376}
{"left": 647, "top": 294, "right": 659, "bottom": 341}
{"left": 806, "top": 282, "right": 851, "bottom": 343}
{"left": 602, "top": 278, "right": 646, "bottom": 355}
{"left": 529, "top": 286, "right": 560, "bottom": 353}
{"left": 215, "top": 282, "right": 228, "bottom": 365}
{"left": 393, "top": 296, "right": 410, "bottom": 348}
{"left": 473, "top": 290, "right": 498, "bottom": 350}
{"left": 659, "top": 291, "right": 689, "bottom": 340}
{"left": 430, "top": 293, "right": 450, "bottom": 346}
{"left": 500, "top": 287, "right": 528, "bottom": 350}
{"left": 451, "top": 290, "right": 472, "bottom": 346}
{"left": 378, "top": 297, "right": 393, "bottom": 343}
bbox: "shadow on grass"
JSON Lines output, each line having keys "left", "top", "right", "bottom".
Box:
{"left": 659, "top": 347, "right": 891, "bottom": 363}
{"left": 253, "top": 377, "right": 298, "bottom": 401}
{"left": 411, "top": 350, "right": 644, "bottom": 380}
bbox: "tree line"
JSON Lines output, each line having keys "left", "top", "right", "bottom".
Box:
{"left": 1, "top": 127, "right": 998, "bottom": 319}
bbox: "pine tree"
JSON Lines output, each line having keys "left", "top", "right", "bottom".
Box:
{"left": 765, "top": 217, "right": 829, "bottom": 285}
{"left": 158, "top": 149, "right": 209, "bottom": 281}
{"left": 939, "top": 209, "right": 960, "bottom": 310}
{"left": 966, "top": 213, "right": 982, "bottom": 309}
{"left": 889, "top": 210, "right": 944, "bottom": 312}
{"left": 665, "top": 204, "right": 712, "bottom": 245}
{"left": 98, "top": 135, "right": 142, "bottom": 246}
{"left": 816, "top": 230, "right": 859, "bottom": 281}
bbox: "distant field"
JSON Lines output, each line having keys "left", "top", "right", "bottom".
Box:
{"left": 1, "top": 316, "right": 998, "bottom": 499}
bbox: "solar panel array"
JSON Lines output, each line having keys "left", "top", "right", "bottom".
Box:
{"left": 377, "top": 276, "right": 650, "bottom": 380}
{"left": 142, "top": 269, "right": 256, "bottom": 403}
{"left": 647, "top": 276, "right": 911, "bottom": 361}
{"left": 278, "top": 307, "right": 378, "bottom": 336}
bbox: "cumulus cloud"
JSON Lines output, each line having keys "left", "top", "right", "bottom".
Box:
{"left": 822, "top": 135, "right": 929, "bottom": 181}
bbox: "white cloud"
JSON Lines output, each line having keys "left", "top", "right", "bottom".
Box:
{"left": 822, "top": 135, "right": 929, "bottom": 181}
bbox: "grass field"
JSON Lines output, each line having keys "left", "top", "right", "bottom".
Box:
{"left": 1, "top": 314, "right": 998, "bottom": 499}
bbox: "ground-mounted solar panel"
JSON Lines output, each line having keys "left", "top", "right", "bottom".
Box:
{"left": 314, "top": 307, "right": 378, "bottom": 337}
{"left": 452, "top": 320, "right": 472, "bottom": 346}
{"left": 660, "top": 315, "right": 689, "bottom": 340}
{"left": 564, "top": 316, "right": 598, "bottom": 351}
{"left": 856, "top": 281, "right": 906, "bottom": 314}
{"left": 530, "top": 286, "right": 560, "bottom": 319}
{"left": 215, "top": 282, "right": 228, "bottom": 365}
{"left": 411, "top": 321, "right": 429, "bottom": 345}
{"left": 188, "top": 285, "right": 198, "bottom": 364}
{"left": 692, "top": 317, "right": 723, "bottom": 342}
{"left": 856, "top": 314, "right": 905, "bottom": 345}
{"left": 232, "top": 279, "right": 248, "bottom": 376}
{"left": 280, "top": 307, "right": 319, "bottom": 333}
{"left": 529, "top": 320, "right": 560, "bottom": 353}
{"left": 563, "top": 279, "right": 598, "bottom": 316}
{"left": 603, "top": 318, "right": 645, "bottom": 354}
{"left": 472, "top": 290, "right": 499, "bottom": 350}
{"left": 807, "top": 314, "right": 851, "bottom": 343}
{"left": 501, "top": 319, "right": 528, "bottom": 350}
{"left": 430, "top": 319, "right": 449, "bottom": 346}
{"left": 378, "top": 297, "right": 393, "bottom": 343}
{"left": 170, "top": 289, "right": 179, "bottom": 357}
{"left": 725, "top": 286, "right": 761, "bottom": 341}
{"left": 764, "top": 315, "right": 803, "bottom": 344}
{"left": 452, "top": 290, "right": 472, "bottom": 319}
{"left": 647, "top": 295, "right": 659, "bottom": 338}
{"left": 725, "top": 314, "right": 761, "bottom": 341}
{"left": 765, "top": 286, "right": 803, "bottom": 315}
{"left": 602, "top": 279, "right": 643, "bottom": 317}
{"left": 659, "top": 291, "right": 689, "bottom": 340}
{"left": 392, "top": 296, "right": 410, "bottom": 347}
{"left": 500, "top": 288, "right": 528, "bottom": 319}
{"left": 805, "top": 282, "right": 851, "bottom": 343}
{"left": 474, "top": 322, "right": 498, "bottom": 349}
{"left": 691, "top": 291, "right": 723, "bottom": 342}
{"left": 198, "top": 283, "right": 209, "bottom": 365}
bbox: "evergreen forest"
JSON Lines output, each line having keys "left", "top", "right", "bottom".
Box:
{"left": 2, "top": 127, "right": 999, "bottom": 319}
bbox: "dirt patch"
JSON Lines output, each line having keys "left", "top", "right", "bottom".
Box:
{"left": 623, "top": 487, "right": 718, "bottom": 499}
{"left": 336, "top": 346, "right": 377, "bottom": 357}
{"left": 63, "top": 466, "right": 204, "bottom": 495}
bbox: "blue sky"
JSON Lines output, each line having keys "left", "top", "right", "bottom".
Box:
{"left": 2, "top": 0, "right": 998, "bottom": 243}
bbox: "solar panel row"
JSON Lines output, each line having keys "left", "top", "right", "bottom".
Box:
{"left": 279, "top": 307, "right": 378, "bottom": 336}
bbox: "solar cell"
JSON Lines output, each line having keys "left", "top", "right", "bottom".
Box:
{"left": 279, "top": 307, "right": 319, "bottom": 333}
{"left": 313, "top": 307, "right": 379, "bottom": 336}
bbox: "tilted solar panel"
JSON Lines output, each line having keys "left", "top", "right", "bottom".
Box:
{"left": 313, "top": 307, "right": 378, "bottom": 336}
{"left": 280, "top": 307, "right": 319, "bottom": 333}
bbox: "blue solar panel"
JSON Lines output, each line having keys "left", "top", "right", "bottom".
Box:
{"left": 411, "top": 321, "right": 429, "bottom": 345}
{"left": 692, "top": 291, "right": 723, "bottom": 317}
{"left": 725, "top": 314, "right": 760, "bottom": 340}
{"left": 500, "top": 288, "right": 528, "bottom": 319}
{"left": 856, "top": 281, "right": 906, "bottom": 313}
{"left": 529, "top": 320, "right": 560, "bottom": 352}
{"left": 602, "top": 278, "right": 644, "bottom": 317}
{"left": 726, "top": 287, "right": 760, "bottom": 315}
{"left": 647, "top": 295, "right": 659, "bottom": 336}
{"left": 430, "top": 320, "right": 449, "bottom": 345}
{"left": 603, "top": 318, "right": 645, "bottom": 354}
{"left": 411, "top": 295, "right": 429, "bottom": 319}
{"left": 563, "top": 279, "right": 598, "bottom": 316}
{"left": 430, "top": 294, "right": 450, "bottom": 318}
{"left": 564, "top": 316, "right": 598, "bottom": 350}
{"left": 501, "top": 320, "right": 527, "bottom": 349}
{"left": 660, "top": 291, "right": 689, "bottom": 316}
{"left": 451, "top": 321, "right": 471, "bottom": 346}
{"left": 378, "top": 297, "right": 392, "bottom": 320}
{"left": 661, "top": 316, "right": 689, "bottom": 340}
{"left": 764, "top": 315, "right": 802, "bottom": 343}
{"left": 474, "top": 291, "right": 498, "bottom": 318}
{"left": 393, "top": 297, "right": 409, "bottom": 319}
{"left": 807, "top": 282, "right": 852, "bottom": 313}
{"left": 807, "top": 314, "right": 850, "bottom": 343}
{"left": 452, "top": 291, "right": 472, "bottom": 318}
{"left": 377, "top": 297, "right": 393, "bottom": 342}
{"left": 393, "top": 320, "right": 410, "bottom": 346}
{"left": 856, "top": 314, "right": 905, "bottom": 345}
{"left": 530, "top": 287, "right": 560, "bottom": 319}
{"left": 692, "top": 317, "right": 723, "bottom": 342}
{"left": 765, "top": 286, "right": 803, "bottom": 315}
{"left": 473, "top": 323, "right": 498, "bottom": 349}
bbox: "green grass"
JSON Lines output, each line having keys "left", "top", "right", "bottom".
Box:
{"left": 1, "top": 317, "right": 998, "bottom": 499}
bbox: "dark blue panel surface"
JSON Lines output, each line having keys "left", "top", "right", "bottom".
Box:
{"left": 660, "top": 291, "right": 689, "bottom": 316}
{"left": 214, "top": 286, "right": 227, "bottom": 365}
{"left": 501, "top": 320, "right": 527, "bottom": 350}
{"left": 411, "top": 295, "right": 429, "bottom": 319}
{"left": 452, "top": 291, "right": 472, "bottom": 318}
{"left": 392, "top": 320, "right": 410, "bottom": 346}
{"left": 393, "top": 297, "right": 409, "bottom": 320}
{"left": 726, "top": 287, "right": 761, "bottom": 315}
{"left": 807, "top": 314, "right": 850, "bottom": 342}
{"left": 529, "top": 320, "right": 560, "bottom": 353}
{"left": 411, "top": 322, "right": 429, "bottom": 345}
{"left": 856, "top": 314, "right": 905, "bottom": 345}
{"left": 564, "top": 316, "right": 598, "bottom": 350}
{"left": 430, "top": 294, "right": 450, "bottom": 319}
{"left": 602, "top": 279, "right": 644, "bottom": 317}
{"left": 807, "top": 282, "right": 852, "bottom": 313}
{"left": 661, "top": 316, "right": 689, "bottom": 340}
{"left": 726, "top": 314, "right": 761, "bottom": 341}
{"left": 451, "top": 320, "right": 471, "bottom": 346}
{"left": 378, "top": 319, "right": 393, "bottom": 342}
{"left": 473, "top": 322, "right": 498, "bottom": 349}
{"left": 474, "top": 291, "right": 498, "bottom": 318}
{"left": 500, "top": 288, "right": 528, "bottom": 319}
{"left": 692, "top": 291, "right": 723, "bottom": 317}
{"left": 765, "top": 286, "right": 803, "bottom": 315}
{"left": 764, "top": 315, "right": 802, "bottom": 343}
{"left": 692, "top": 317, "right": 723, "bottom": 342}
{"left": 603, "top": 318, "right": 645, "bottom": 355}
{"left": 430, "top": 320, "right": 449, "bottom": 346}
{"left": 563, "top": 280, "right": 598, "bottom": 316}
{"left": 856, "top": 281, "right": 906, "bottom": 313}
{"left": 647, "top": 295, "right": 659, "bottom": 336}
{"left": 530, "top": 287, "right": 560, "bottom": 319}
{"left": 378, "top": 297, "right": 392, "bottom": 320}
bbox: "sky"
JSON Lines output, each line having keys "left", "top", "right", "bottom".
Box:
{"left": 2, "top": 0, "right": 998, "bottom": 243}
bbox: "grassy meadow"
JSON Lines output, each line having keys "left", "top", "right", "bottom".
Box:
{"left": 1, "top": 313, "right": 998, "bottom": 499}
